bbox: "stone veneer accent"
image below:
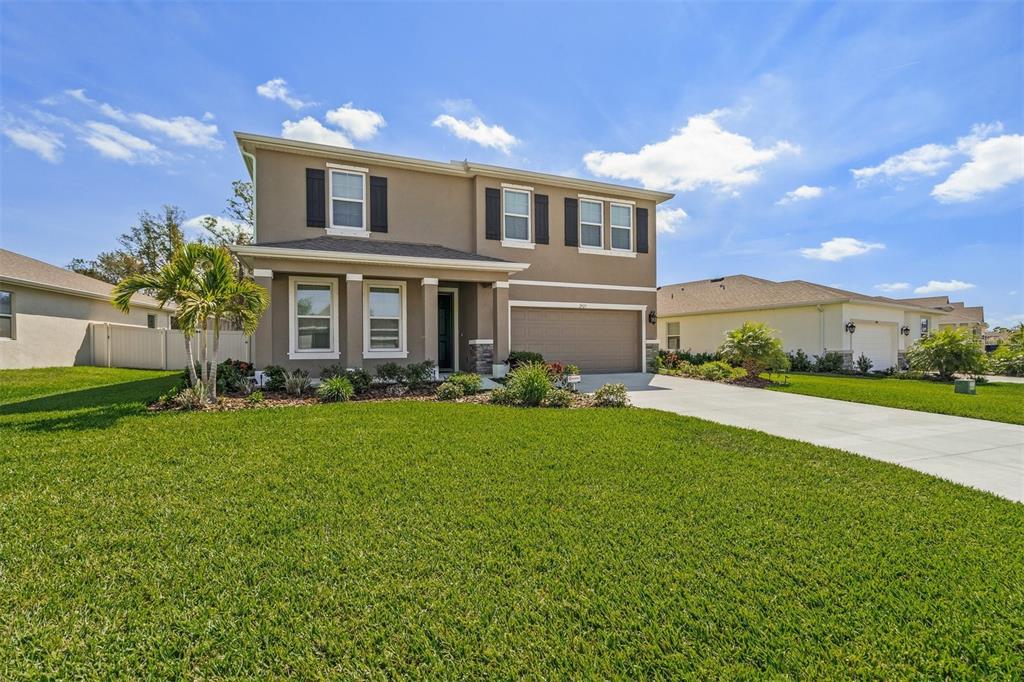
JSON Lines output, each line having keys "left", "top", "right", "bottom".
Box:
{"left": 897, "top": 351, "right": 907, "bottom": 370}
{"left": 468, "top": 342, "right": 494, "bottom": 375}
{"left": 836, "top": 349, "right": 854, "bottom": 370}
{"left": 645, "top": 342, "right": 660, "bottom": 372}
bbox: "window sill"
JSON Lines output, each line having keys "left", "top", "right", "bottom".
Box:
{"left": 325, "top": 227, "right": 370, "bottom": 238}
{"left": 501, "top": 239, "right": 535, "bottom": 250}
{"left": 288, "top": 351, "right": 340, "bottom": 360}
{"left": 363, "top": 350, "right": 409, "bottom": 359}
{"left": 578, "top": 247, "right": 636, "bottom": 258}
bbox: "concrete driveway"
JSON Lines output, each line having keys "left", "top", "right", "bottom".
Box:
{"left": 579, "top": 373, "right": 1024, "bottom": 503}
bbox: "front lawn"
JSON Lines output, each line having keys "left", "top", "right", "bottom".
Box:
{"left": 768, "top": 372, "right": 1024, "bottom": 424}
{"left": 2, "top": 368, "right": 1022, "bottom": 677}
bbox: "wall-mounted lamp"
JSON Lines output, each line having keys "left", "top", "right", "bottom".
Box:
{"left": 844, "top": 321, "right": 857, "bottom": 334}
{"left": 900, "top": 325, "right": 911, "bottom": 336}
{"left": 648, "top": 310, "right": 658, "bottom": 325}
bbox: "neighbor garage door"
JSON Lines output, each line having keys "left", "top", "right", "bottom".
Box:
{"left": 511, "top": 307, "right": 641, "bottom": 373}
{"left": 852, "top": 322, "right": 897, "bottom": 371}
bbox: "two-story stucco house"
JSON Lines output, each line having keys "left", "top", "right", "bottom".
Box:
{"left": 231, "top": 133, "right": 674, "bottom": 377}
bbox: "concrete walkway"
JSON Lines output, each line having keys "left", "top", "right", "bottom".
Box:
{"left": 579, "top": 373, "right": 1024, "bottom": 503}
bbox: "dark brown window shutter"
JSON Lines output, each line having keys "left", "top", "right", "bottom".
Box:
{"left": 564, "top": 198, "right": 578, "bottom": 247}
{"left": 485, "top": 188, "right": 501, "bottom": 240}
{"left": 636, "top": 207, "right": 649, "bottom": 253}
{"left": 369, "top": 176, "right": 388, "bottom": 232}
{"left": 534, "top": 194, "right": 549, "bottom": 244}
{"left": 306, "top": 168, "right": 326, "bottom": 228}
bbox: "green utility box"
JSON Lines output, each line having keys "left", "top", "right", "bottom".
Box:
{"left": 954, "top": 379, "right": 976, "bottom": 395}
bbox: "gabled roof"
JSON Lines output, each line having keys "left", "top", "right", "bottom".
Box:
{"left": 897, "top": 296, "right": 985, "bottom": 325}
{"left": 657, "top": 274, "right": 943, "bottom": 316}
{"left": 0, "top": 249, "right": 165, "bottom": 309}
{"left": 234, "top": 131, "right": 676, "bottom": 204}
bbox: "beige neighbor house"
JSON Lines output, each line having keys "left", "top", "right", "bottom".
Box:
{"left": 231, "top": 132, "right": 673, "bottom": 377}
{"left": 0, "top": 249, "right": 171, "bottom": 369}
{"left": 656, "top": 275, "right": 947, "bottom": 371}
{"left": 896, "top": 296, "right": 987, "bottom": 340}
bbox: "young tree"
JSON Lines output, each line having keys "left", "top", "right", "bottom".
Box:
{"left": 990, "top": 323, "right": 1024, "bottom": 376}
{"left": 199, "top": 180, "right": 254, "bottom": 247}
{"left": 905, "top": 327, "right": 987, "bottom": 380}
{"left": 69, "top": 206, "right": 187, "bottom": 285}
{"left": 719, "top": 322, "right": 790, "bottom": 377}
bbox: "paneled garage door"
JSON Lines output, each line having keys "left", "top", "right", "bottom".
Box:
{"left": 511, "top": 307, "right": 641, "bottom": 373}
{"left": 852, "top": 322, "right": 897, "bottom": 371}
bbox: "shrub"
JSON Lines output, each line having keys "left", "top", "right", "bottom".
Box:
{"left": 906, "top": 327, "right": 987, "bottom": 380}
{"left": 787, "top": 349, "right": 813, "bottom": 372}
{"left": 404, "top": 361, "right": 436, "bottom": 389}
{"left": 262, "top": 364, "right": 287, "bottom": 391}
{"left": 317, "top": 376, "right": 354, "bottom": 402}
{"left": 697, "top": 360, "right": 735, "bottom": 382}
{"left": 213, "top": 359, "right": 252, "bottom": 394}
{"left": 856, "top": 353, "right": 874, "bottom": 374}
{"left": 507, "top": 350, "right": 544, "bottom": 369}
{"left": 593, "top": 383, "right": 629, "bottom": 407}
{"left": 544, "top": 388, "right": 574, "bottom": 408}
{"left": 246, "top": 390, "right": 264, "bottom": 404}
{"left": 447, "top": 372, "right": 481, "bottom": 394}
{"left": 321, "top": 365, "right": 372, "bottom": 395}
{"left": 436, "top": 381, "right": 465, "bottom": 401}
{"left": 489, "top": 386, "right": 516, "bottom": 405}
{"left": 283, "top": 369, "right": 311, "bottom": 396}
{"left": 505, "top": 362, "right": 551, "bottom": 406}
{"left": 990, "top": 324, "right": 1024, "bottom": 376}
{"left": 719, "top": 322, "right": 789, "bottom": 377}
{"left": 376, "top": 362, "right": 405, "bottom": 383}
{"left": 174, "top": 381, "right": 206, "bottom": 410}
{"left": 813, "top": 352, "right": 846, "bottom": 373}
{"left": 657, "top": 349, "right": 719, "bottom": 370}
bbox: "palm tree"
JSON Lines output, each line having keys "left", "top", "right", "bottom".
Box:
{"left": 175, "top": 245, "right": 268, "bottom": 400}
{"left": 112, "top": 243, "right": 207, "bottom": 387}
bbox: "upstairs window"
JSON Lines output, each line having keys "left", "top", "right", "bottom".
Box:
{"left": 503, "top": 188, "right": 530, "bottom": 242}
{"left": 666, "top": 321, "right": 680, "bottom": 350}
{"left": 0, "top": 291, "right": 12, "bottom": 338}
{"left": 330, "top": 169, "right": 365, "bottom": 230}
{"left": 610, "top": 203, "right": 632, "bottom": 251}
{"left": 580, "top": 199, "right": 603, "bottom": 248}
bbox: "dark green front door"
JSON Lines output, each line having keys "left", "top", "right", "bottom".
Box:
{"left": 438, "top": 292, "right": 454, "bottom": 371}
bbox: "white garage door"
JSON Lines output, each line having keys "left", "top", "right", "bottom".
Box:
{"left": 511, "top": 307, "right": 641, "bottom": 373}
{"left": 852, "top": 323, "right": 896, "bottom": 371}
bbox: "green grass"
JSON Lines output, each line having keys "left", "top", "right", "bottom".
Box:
{"left": 767, "top": 372, "right": 1024, "bottom": 424}
{"left": 2, "top": 368, "right": 1022, "bottom": 677}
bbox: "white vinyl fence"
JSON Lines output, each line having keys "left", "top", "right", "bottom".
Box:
{"left": 90, "top": 322, "right": 252, "bottom": 370}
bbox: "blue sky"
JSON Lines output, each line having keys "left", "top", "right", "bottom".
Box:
{"left": 2, "top": 2, "right": 1022, "bottom": 325}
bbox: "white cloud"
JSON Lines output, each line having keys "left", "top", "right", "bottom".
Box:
{"left": 776, "top": 184, "right": 824, "bottom": 205}
{"left": 325, "top": 103, "right": 386, "bottom": 141}
{"left": 874, "top": 282, "right": 910, "bottom": 293}
{"left": 851, "top": 144, "right": 955, "bottom": 183}
{"left": 432, "top": 114, "right": 518, "bottom": 154}
{"left": 133, "top": 113, "right": 221, "bottom": 149}
{"left": 932, "top": 134, "right": 1024, "bottom": 202}
{"left": 914, "top": 279, "right": 976, "bottom": 294}
{"left": 583, "top": 109, "right": 798, "bottom": 193}
{"left": 256, "top": 78, "right": 313, "bottom": 110}
{"left": 800, "top": 237, "right": 884, "bottom": 262}
{"left": 65, "top": 88, "right": 129, "bottom": 122}
{"left": 183, "top": 214, "right": 251, "bottom": 238}
{"left": 656, "top": 207, "right": 688, "bottom": 235}
{"left": 79, "top": 121, "right": 161, "bottom": 163}
{"left": 281, "top": 116, "right": 353, "bottom": 148}
{"left": 2, "top": 119, "right": 64, "bottom": 163}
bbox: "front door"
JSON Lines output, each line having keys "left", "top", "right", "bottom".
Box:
{"left": 437, "top": 291, "right": 455, "bottom": 371}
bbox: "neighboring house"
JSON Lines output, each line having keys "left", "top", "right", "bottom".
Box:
{"left": 0, "top": 249, "right": 171, "bottom": 369}
{"left": 656, "top": 275, "right": 946, "bottom": 371}
{"left": 231, "top": 132, "right": 673, "bottom": 376}
{"left": 897, "top": 296, "right": 987, "bottom": 340}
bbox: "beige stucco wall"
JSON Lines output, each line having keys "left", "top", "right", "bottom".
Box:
{"left": 0, "top": 283, "right": 169, "bottom": 369}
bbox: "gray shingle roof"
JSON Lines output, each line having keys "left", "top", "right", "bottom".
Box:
{"left": 253, "top": 236, "right": 510, "bottom": 263}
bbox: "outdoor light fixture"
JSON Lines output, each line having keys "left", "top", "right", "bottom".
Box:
{"left": 845, "top": 321, "right": 857, "bottom": 334}
{"left": 900, "top": 325, "right": 911, "bottom": 336}
{"left": 648, "top": 310, "right": 658, "bottom": 324}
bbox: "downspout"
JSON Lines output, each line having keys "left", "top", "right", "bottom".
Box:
{"left": 241, "top": 150, "right": 257, "bottom": 243}
{"left": 817, "top": 304, "right": 825, "bottom": 354}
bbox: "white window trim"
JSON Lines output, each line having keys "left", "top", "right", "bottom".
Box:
{"left": 327, "top": 168, "right": 367, "bottom": 235}
{"left": 288, "top": 276, "right": 340, "bottom": 360}
{"left": 577, "top": 246, "right": 636, "bottom": 258}
{"left": 609, "top": 201, "right": 633, "bottom": 252}
{"left": 0, "top": 289, "right": 14, "bottom": 340}
{"left": 502, "top": 187, "right": 532, "bottom": 244}
{"left": 666, "top": 321, "right": 681, "bottom": 350}
{"left": 579, "top": 198, "right": 604, "bottom": 249}
{"left": 363, "top": 279, "right": 409, "bottom": 359}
